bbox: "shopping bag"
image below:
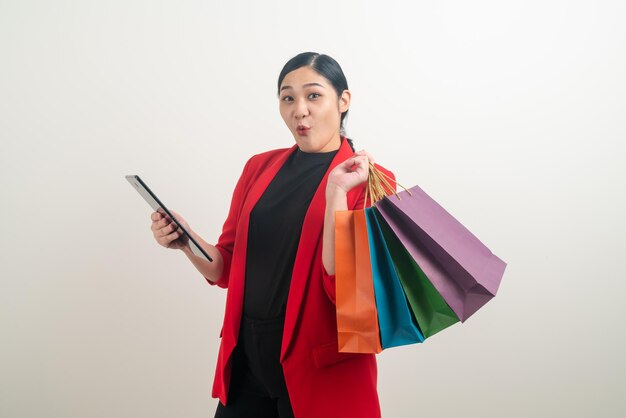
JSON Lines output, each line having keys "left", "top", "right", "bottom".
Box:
{"left": 373, "top": 208, "right": 459, "bottom": 338}
{"left": 365, "top": 207, "right": 425, "bottom": 348}
{"left": 335, "top": 209, "right": 383, "bottom": 353}
{"left": 375, "top": 185, "right": 507, "bottom": 322}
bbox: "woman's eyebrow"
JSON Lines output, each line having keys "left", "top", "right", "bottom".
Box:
{"left": 280, "top": 82, "right": 326, "bottom": 91}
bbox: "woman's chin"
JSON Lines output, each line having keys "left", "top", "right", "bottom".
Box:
{"left": 292, "top": 132, "right": 340, "bottom": 153}
{"left": 293, "top": 136, "right": 314, "bottom": 150}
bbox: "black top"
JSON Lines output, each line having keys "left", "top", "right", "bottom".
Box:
{"left": 243, "top": 147, "right": 338, "bottom": 319}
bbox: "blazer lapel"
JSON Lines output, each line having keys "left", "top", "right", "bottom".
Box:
{"left": 241, "top": 146, "right": 298, "bottom": 218}
{"left": 225, "top": 144, "right": 298, "bottom": 346}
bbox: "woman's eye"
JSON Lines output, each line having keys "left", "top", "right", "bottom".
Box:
{"left": 281, "top": 96, "right": 293, "bottom": 102}
{"left": 308, "top": 93, "right": 321, "bottom": 99}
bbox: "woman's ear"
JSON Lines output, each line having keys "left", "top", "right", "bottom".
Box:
{"left": 339, "top": 89, "right": 351, "bottom": 113}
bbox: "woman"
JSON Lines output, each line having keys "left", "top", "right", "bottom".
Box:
{"left": 150, "top": 52, "right": 395, "bottom": 418}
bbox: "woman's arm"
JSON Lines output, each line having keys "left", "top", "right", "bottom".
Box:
{"left": 322, "top": 185, "right": 349, "bottom": 276}
{"left": 180, "top": 231, "right": 224, "bottom": 284}
{"left": 149, "top": 156, "right": 255, "bottom": 288}
{"left": 322, "top": 150, "right": 372, "bottom": 276}
{"left": 150, "top": 209, "right": 225, "bottom": 285}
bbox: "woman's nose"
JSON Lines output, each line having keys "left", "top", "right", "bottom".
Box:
{"left": 294, "top": 99, "right": 309, "bottom": 119}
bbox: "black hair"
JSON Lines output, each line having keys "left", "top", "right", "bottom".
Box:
{"left": 277, "top": 52, "right": 355, "bottom": 151}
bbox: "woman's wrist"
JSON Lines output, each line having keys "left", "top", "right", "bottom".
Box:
{"left": 326, "top": 183, "right": 347, "bottom": 201}
{"left": 181, "top": 243, "right": 193, "bottom": 255}
{"left": 325, "top": 184, "right": 348, "bottom": 216}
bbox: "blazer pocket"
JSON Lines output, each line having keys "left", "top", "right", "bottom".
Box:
{"left": 312, "top": 341, "right": 361, "bottom": 369}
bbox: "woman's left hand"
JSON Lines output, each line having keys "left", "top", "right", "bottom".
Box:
{"left": 327, "top": 150, "right": 375, "bottom": 195}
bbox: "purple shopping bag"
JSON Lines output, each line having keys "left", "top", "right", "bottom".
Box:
{"left": 375, "top": 185, "right": 506, "bottom": 322}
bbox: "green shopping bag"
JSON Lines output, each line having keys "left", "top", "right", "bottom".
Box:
{"left": 374, "top": 209, "right": 459, "bottom": 338}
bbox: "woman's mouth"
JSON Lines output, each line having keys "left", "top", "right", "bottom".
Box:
{"left": 296, "top": 126, "right": 310, "bottom": 136}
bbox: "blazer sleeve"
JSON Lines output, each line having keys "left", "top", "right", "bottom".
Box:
{"left": 321, "top": 164, "right": 397, "bottom": 304}
{"left": 205, "top": 157, "right": 253, "bottom": 288}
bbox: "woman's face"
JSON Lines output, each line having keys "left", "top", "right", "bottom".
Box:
{"left": 279, "top": 66, "right": 351, "bottom": 153}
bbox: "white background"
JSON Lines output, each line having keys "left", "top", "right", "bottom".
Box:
{"left": 1, "top": 1, "right": 625, "bottom": 417}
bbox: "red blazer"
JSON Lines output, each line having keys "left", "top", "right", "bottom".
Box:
{"left": 206, "top": 137, "right": 395, "bottom": 418}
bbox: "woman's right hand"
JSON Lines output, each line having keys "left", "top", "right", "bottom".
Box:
{"left": 327, "top": 149, "right": 375, "bottom": 195}
{"left": 150, "top": 209, "right": 190, "bottom": 251}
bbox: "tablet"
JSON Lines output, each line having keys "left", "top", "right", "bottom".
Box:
{"left": 125, "top": 175, "right": 213, "bottom": 262}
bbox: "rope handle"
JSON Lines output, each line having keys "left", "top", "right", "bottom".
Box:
{"left": 362, "top": 163, "right": 412, "bottom": 209}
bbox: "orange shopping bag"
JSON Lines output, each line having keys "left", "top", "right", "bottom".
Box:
{"left": 335, "top": 209, "right": 383, "bottom": 354}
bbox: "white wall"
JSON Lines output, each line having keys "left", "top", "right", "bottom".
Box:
{"left": 1, "top": 1, "right": 624, "bottom": 417}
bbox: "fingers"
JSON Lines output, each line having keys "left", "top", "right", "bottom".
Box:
{"left": 151, "top": 215, "right": 170, "bottom": 231}
{"left": 344, "top": 154, "right": 370, "bottom": 174}
{"left": 340, "top": 153, "right": 368, "bottom": 167}
{"left": 150, "top": 210, "right": 187, "bottom": 249}
{"left": 163, "top": 227, "right": 182, "bottom": 244}
{"left": 341, "top": 150, "right": 374, "bottom": 172}
{"left": 151, "top": 211, "right": 171, "bottom": 224}
{"left": 156, "top": 224, "right": 182, "bottom": 246}
{"left": 158, "top": 222, "right": 178, "bottom": 237}
{"left": 151, "top": 212, "right": 177, "bottom": 237}
{"left": 353, "top": 149, "right": 375, "bottom": 165}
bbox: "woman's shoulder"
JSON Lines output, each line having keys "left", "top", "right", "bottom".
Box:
{"left": 238, "top": 146, "right": 292, "bottom": 177}
{"left": 248, "top": 147, "right": 291, "bottom": 164}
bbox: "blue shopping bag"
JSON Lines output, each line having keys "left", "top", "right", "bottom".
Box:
{"left": 365, "top": 207, "right": 425, "bottom": 348}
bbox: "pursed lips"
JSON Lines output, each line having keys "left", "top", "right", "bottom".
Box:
{"left": 296, "top": 125, "right": 310, "bottom": 134}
